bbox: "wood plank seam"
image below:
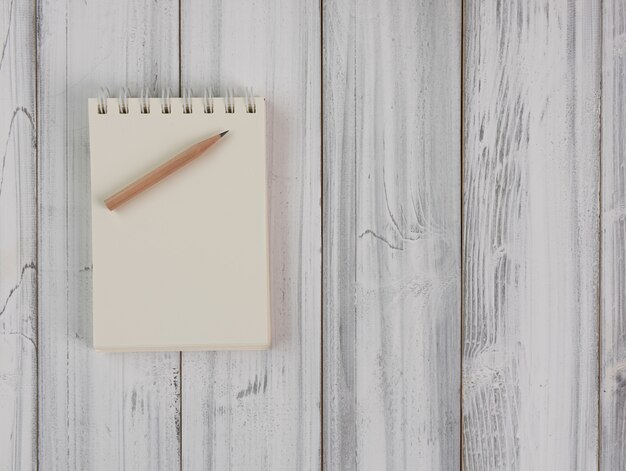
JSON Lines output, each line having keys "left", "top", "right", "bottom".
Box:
{"left": 597, "top": 0, "right": 603, "bottom": 467}
{"left": 460, "top": 0, "right": 466, "bottom": 469}
{"left": 320, "top": 0, "right": 325, "bottom": 469}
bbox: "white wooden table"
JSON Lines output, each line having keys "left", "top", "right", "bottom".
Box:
{"left": 0, "top": 0, "right": 622, "bottom": 469}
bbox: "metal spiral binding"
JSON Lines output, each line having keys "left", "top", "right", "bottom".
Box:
{"left": 203, "top": 88, "right": 214, "bottom": 113}
{"left": 97, "top": 87, "right": 110, "bottom": 114}
{"left": 244, "top": 87, "right": 256, "bottom": 113}
{"left": 118, "top": 87, "right": 130, "bottom": 114}
{"left": 182, "top": 88, "right": 193, "bottom": 113}
{"left": 96, "top": 87, "right": 257, "bottom": 114}
{"left": 139, "top": 87, "right": 150, "bottom": 113}
{"left": 225, "top": 88, "right": 236, "bottom": 113}
{"left": 161, "top": 88, "right": 172, "bottom": 114}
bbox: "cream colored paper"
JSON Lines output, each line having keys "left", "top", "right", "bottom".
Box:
{"left": 88, "top": 97, "right": 269, "bottom": 351}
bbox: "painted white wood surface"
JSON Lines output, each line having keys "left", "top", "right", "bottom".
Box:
{"left": 180, "top": 1, "right": 322, "bottom": 469}
{"left": 0, "top": 0, "right": 37, "bottom": 470}
{"left": 463, "top": 1, "right": 600, "bottom": 469}
{"left": 322, "top": 0, "right": 461, "bottom": 469}
{"left": 0, "top": 0, "right": 620, "bottom": 469}
{"left": 37, "top": 1, "right": 181, "bottom": 469}
{"left": 601, "top": 1, "right": 626, "bottom": 469}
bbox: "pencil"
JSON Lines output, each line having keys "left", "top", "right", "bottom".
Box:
{"left": 105, "top": 130, "right": 229, "bottom": 211}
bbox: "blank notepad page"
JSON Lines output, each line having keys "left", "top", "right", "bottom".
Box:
{"left": 88, "top": 97, "right": 270, "bottom": 351}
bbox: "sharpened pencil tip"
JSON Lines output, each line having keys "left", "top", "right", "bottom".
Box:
{"left": 219, "top": 130, "right": 229, "bottom": 137}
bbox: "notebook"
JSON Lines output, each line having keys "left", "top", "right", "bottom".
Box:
{"left": 88, "top": 91, "right": 270, "bottom": 351}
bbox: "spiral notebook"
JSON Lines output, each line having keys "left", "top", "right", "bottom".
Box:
{"left": 88, "top": 90, "right": 270, "bottom": 351}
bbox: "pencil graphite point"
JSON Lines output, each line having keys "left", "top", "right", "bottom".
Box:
{"left": 219, "top": 130, "right": 229, "bottom": 137}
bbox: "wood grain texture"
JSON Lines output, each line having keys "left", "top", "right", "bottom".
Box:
{"left": 463, "top": 1, "right": 600, "bottom": 469}
{"left": 601, "top": 0, "right": 626, "bottom": 468}
{"left": 0, "top": 0, "right": 37, "bottom": 469}
{"left": 0, "top": 2, "right": 616, "bottom": 469}
{"left": 322, "top": 0, "right": 461, "bottom": 469}
{"left": 37, "top": 1, "right": 181, "bottom": 469}
{"left": 180, "top": 1, "right": 321, "bottom": 470}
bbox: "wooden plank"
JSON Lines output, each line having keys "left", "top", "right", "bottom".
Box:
{"left": 37, "top": 1, "right": 181, "bottom": 469}
{"left": 322, "top": 0, "right": 461, "bottom": 469}
{"left": 601, "top": 0, "right": 626, "bottom": 468}
{"left": 463, "top": 1, "right": 600, "bottom": 469}
{"left": 0, "top": 0, "right": 37, "bottom": 469}
{"left": 179, "top": 1, "right": 322, "bottom": 470}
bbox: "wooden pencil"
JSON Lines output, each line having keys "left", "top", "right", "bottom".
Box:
{"left": 105, "top": 130, "right": 229, "bottom": 210}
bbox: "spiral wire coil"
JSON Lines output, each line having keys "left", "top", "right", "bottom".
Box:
{"left": 97, "top": 87, "right": 257, "bottom": 115}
